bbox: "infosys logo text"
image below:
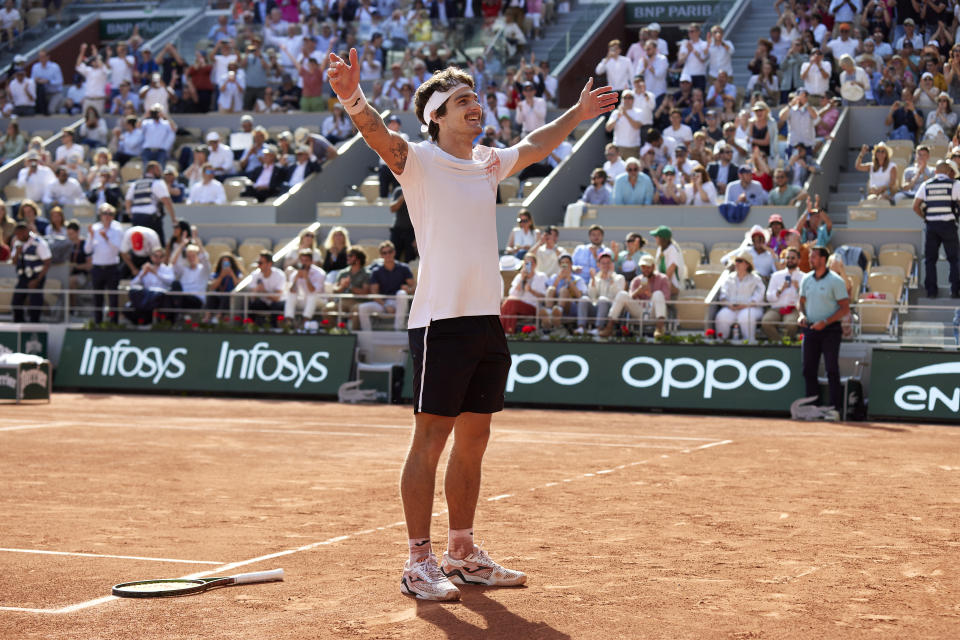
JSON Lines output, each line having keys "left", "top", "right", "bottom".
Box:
{"left": 215, "top": 341, "right": 329, "bottom": 389}
{"left": 78, "top": 338, "right": 187, "bottom": 383}
{"left": 893, "top": 363, "right": 960, "bottom": 412}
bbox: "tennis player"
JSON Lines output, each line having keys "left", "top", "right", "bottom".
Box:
{"left": 328, "top": 49, "right": 617, "bottom": 601}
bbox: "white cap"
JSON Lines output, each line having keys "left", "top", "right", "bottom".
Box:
{"left": 206, "top": 131, "right": 220, "bottom": 142}
{"left": 679, "top": 73, "right": 692, "bottom": 83}
{"left": 649, "top": 22, "right": 661, "bottom": 32}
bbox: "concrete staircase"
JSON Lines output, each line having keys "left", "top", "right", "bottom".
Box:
{"left": 727, "top": 0, "right": 780, "bottom": 83}
{"left": 528, "top": 2, "right": 606, "bottom": 70}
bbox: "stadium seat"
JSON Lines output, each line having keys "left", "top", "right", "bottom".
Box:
{"left": 120, "top": 160, "right": 142, "bottom": 183}
{"left": 3, "top": 183, "right": 25, "bottom": 200}
{"left": 237, "top": 242, "right": 269, "bottom": 266}
{"left": 183, "top": 127, "right": 203, "bottom": 142}
{"left": 885, "top": 139, "right": 914, "bottom": 154}
{"left": 846, "top": 265, "right": 863, "bottom": 298}
{"left": 341, "top": 195, "right": 368, "bottom": 205}
{"left": 72, "top": 203, "right": 94, "bottom": 219}
{"left": 867, "top": 266, "right": 905, "bottom": 300}
{"left": 26, "top": 7, "right": 46, "bottom": 28}
{"left": 0, "top": 277, "right": 15, "bottom": 314}
{"left": 857, "top": 297, "right": 897, "bottom": 337}
{"left": 681, "top": 247, "right": 702, "bottom": 278}
{"left": 708, "top": 242, "right": 741, "bottom": 265}
{"left": 691, "top": 267, "right": 723, "bottom": 290}
{"left": 500, "top": 269, "right": 517, "bottom": 295}
{"left": 877, "top": 243, "right": 915, "bottom": 282}
{"left": 845, "top": 243, "right": 875, "bottom": 271}
{"left": 678, "top": 241, "right": 706, "bottom": 255}
{"left": 674, "top": 289, "right": 710, "bottom": 330}
{"left": 223, "top": 177, "right": 251, "bottom": 202}
{"left": 31, "top": 129, "right": 53, "bottom": 141}
{"left": 207, "top": 127, "right": 232, "bottom": 143}
{"left": 928, "top": 142, "right": 950, "bottom": 160}
{"left": 207, "top": 236, "right": 237, "bottom": 251}
{"left": 43, "top": 278, "right": 61, "bottom": 311}
{"left": 498, "top": 177, "right": 519, "bottom": 201}
{"left": 359, "top": 176, "right": 380, "bottom": 203}
{"left": 522, "top": 177, "right": 544, "bottom": 196}
{"left": 204, "top": 243, "right": 233, "bottom": 261}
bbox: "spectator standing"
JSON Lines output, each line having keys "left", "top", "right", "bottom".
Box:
{"left": 612, "top": 157, "right": 654, "bottom": 205}
{"left": 75, "top": 44, "right": 109, "bottom": 116}
{"left": 715, "top": 250, "right": 765, "bottom": 341}
{"left": 84, "top": 203, "right": 123, "bottom": 323}
{"left": 779, "top": 90, "right": 818, "bottom": 155}
{"left": 0, "top": 121, "right": 28, "bottom": 163}
{"left": 912, "top": 158, "right": 960, "bottom": 298}
{"left": 706, "top": 25, "right": 734, "bottom": 80}
{"left": 800, "top": 50, "right": 831, "bottom": 102}
{"left": 515, "top": 81, "right": 547, "bottom": 136}
{"left": 283, "top": 248, "right": 326, "bottom": 323}
{"left": 140, "top": 105, "right": 176, "bottom": 166}
{"left": 359, "top": 240, "right": 415, "bottom": 331}
{"left": 636, "top": 39, "right": 669, "bottom": 102}
{"left": 125, "top": 161, "right": 177, "bottom": 245}
{"left": 30, "top": 49, "right": 63, "bottom": 115}
{"left": 0, "top": 0, "right": 20, "bottom": 50}
{"left": 186, "top": 51, "right": 215, "bottom": 113}
{"left": 106, "top": 43, "right": 135, "bottom": 98}
{"left": 10, "top": 221, "right": 51, "bottom": 323}
{"left": 762, "top": 246, "right": 802, "bottom": 341}
{"left": 595, "top": 39, "right": 633, "bottom": 92}
{"left": 677, "top": 24, "right": 709, "bottom": 91}
{"left": 605, "top": 90, "right": 642, "bottom": 160}
{"left": 8, "top": 65, "right": 35, "bottom": 116}
{"left": 798, "top": 246, "right": 850, "bottom": 418}
{"left": 218, "top": 68, "right": 246, "bottom": 112}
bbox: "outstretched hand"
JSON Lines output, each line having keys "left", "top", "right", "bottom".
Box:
{"left": 576, "top": 78, "right": 618, "bottom": 121}
{"left": 327, "top": 47, "right": 360, "bottom": 100}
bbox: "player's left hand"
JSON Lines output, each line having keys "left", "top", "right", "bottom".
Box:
{"left": 576, "top": 78, "right": 618, "bottom": 121}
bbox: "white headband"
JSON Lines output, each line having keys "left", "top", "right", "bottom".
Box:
{"left": 420, "top": 82, "right": 470, "bottom": 128}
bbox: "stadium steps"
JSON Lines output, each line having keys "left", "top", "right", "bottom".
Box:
{"left": 726, "top": 0, "right": 780, "bottom": 82}
{"left": 529, "top": 4, "right": 604, "bottom": 69}
{"left": 174, "top": 13, "right": 223, "bottom": 61}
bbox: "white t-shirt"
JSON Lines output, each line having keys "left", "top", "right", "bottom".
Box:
{"left": 680, "top": 39, "right": 708, "bottom": 76}
{"left": 121, "top": 225, "right": 162, "bottom": 256}
{"left": 607, "top": 108, "right": 642, "bottom": 148}
{"left": 707, "top": 40, "right": 734, "bottom": 77}
{"left": 508, "top": 270, "right": 548, "bottom": 306}
{"left": 394, "top": 141, "right": 519, "bottom": 328}
{"left": 187, "top": 180, "right": 227, "bottom": 204}
{"left": 0, "top": 8, "right": 19, "bottom": 30}
{"left": 76, "top": 63, "right": 108, "bottom": 99}
{"left": 107, "top": 55, "right": 134, "bottom": 87}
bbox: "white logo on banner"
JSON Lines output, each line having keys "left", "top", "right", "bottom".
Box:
{"left": 215, "top": 341, "right": 329, "bottom": 389}
{"left": 893, "top": 364, "right": 960, "bottom": 412}
{"left": 78, "top": 338, "right": 188, "bottom": 383}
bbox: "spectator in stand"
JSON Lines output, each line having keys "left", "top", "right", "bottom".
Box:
{"left": 119, "top": 224, "right": 162, "bottom": 276}
{"left": 243, "top": 250, "right": 284, "bottom": 325}
{"left": 826, "top": 22, "right": 860, "bottom": 61}
{"left": 613, "top": 157, "right": 654, "bottom": 205}
{"left": 140, "top": 104, "right": 176, "bottom": 166}
{"left": 239, "top": 126, "right": 268, "bottom": 174}
{"left": 575, "top": 250, "right": 624, "bottom": 334}
{"left": 602, "top": 143, "right": 626, "bottom": 185}
{"left": 162, "top": 167, "right": 184, "bottom": 203}
{"left": 580, "top": 168, "right": 612, "bottom": 205}
{"left": 286, "top": 144, "right": 322, "bottom": 187}
{"left": 652, "top": 165, "right": 686, "bottom": 204}
{"left": 64, "top": 219, "right": 91, "bottom": 290}
{"left": 294, "top": 127, "right": 338, "bottom": 163}
{"left": 762, "top": 246, "right": 802, "bottom": 341}
{"left": 78, "top": 106, "right": 108, "bottom": 148}
{"left": 636, "top": 39, "right": 669, "bottom": 104}
{"left": 106, "top": 43, "right": 135, "bottom": 100}
{"left": 43, "top": 166, "right": 86, "bottom": 211}
{"left": 186, "top": 51, "right": 214, "bottom": 113}
{"left": 724, "top": 164, "right": 769, "bottom": 204}
{"left": 500, "top": 252, "right": 547, "bottom": 334}
{"left": 321, "top": 103, "right": 356, "bottom": 143}
{"left": 112, "top": 116, "right": 143, "bottom": 166}
{"left": 516, "top": 81, "right": 547, "bottom": 137}
{"left": 110, "top": 80, "right": 140, "bottom": 115}
{"left": 895, "top": 17, "right": 924, "bottom": 51}
{"left": 707, "top": 141, "right": 739, "bottom": 193}
{"left": 747, "top": 60, "right": 780, "bottom": 106}
{"left": 321, "top": 226, "right": 350, "bottom": 273}
{"left": 705, "top": 70, "right": 736, "bottom": 109}
{"left": 359, "top": 240, "right": 415, "bottom": 331}
{"left": 885, "top": 87, "right": 925, "bottom": 140}
{"left": 572, "top": 224, "right": 609, "bottom": 275}
{"left": 924, "top": 94, "right": 956, "bottom": 140}
{"left": 84, "top": 203, "right": 123, "bottom": 322}
{"left": 856, "top": 141, "right": 898, "bottom": 203}
{"left": 63, "top": 73, "right": 85, "bottom": 115}
{"left": 800, "top": 49, "right": 831, "bottom": 103}
{"left": 139, "top": 73, "right": 175, "bottom": 115}
{"left": 218, "top": 67, "right": 245, "bottom": 112}
{"left": 29, "top": 49, "right": 64, "bottom": 116}
{"left": 895, "top": 143, "right": 934, "bottom": 202}
{"left": 17, "top": 199, "right": 48, "bottom": 236}
{"left": 688, "top": 131, "right": 713, "bottom": 166}
{"left": 779, "top": 89, "right": 818, "bottom": 156}
{"left": 87, "top": 166, "right": 123, "bottom": 212}
{"left": 285, "top": 45, "right": 325, "bottom": 111}
{"left": 715, "top": 249, "right": 765, "bottom": 341}
{"left": 8, "top": 64, "right": 35, "bottom": 116}
{"left": 768, "top": 167, "right": 808, "bottom": 207}
{"left": 504, "top": 209, "right": 540, "bottom": 259}
{"left": 605, "top": 90, "right": 642, "bottom": 160}
{"left": 678, "top": 24, "right": 709, "bottom": 91}
{"left": 0, "top": 0, "right": 21, "bottom": 50}
{"left": 685, "top": 165, "right": 719, "bottom": 206}
{"left": 125, "top": 245, "right": 174, "bottom": 325}
{"left": 914, "top": 71, "right": 941, "bottom": 111}
{"left": 283, "top": 247, "right": 326, "bottom": 324}
{"left": 767, "top": 213, "right": 787, "bottom": 256}
{"left": 796, "top": 204, "right": 833, "bottom": 246}
{"left": 0, "top": 119, "right": 26, "bottom": 164}
{"left": 837, "top": 55, "right": 872, "bottom": 105}
{"left": 242, "top": 145, "right": 285, "bottom": 201}
{"left": 599, "top": 254, "right": 670, "bottom": 337}
{"left": 609, "top": 231, "right": 649, "bottom": 282}
{"left": 595, "top": 39, "right": 633, "bottom": 92}
{"left": 16, "top": 151, "right": 55, "bottom": 206}
{"left": 75, "top": 44, "right": 109, "bottom": 116}
{"left": 326, "top": 247, "right": 370, "bottom": 328}
{"left": 722, "top": 225, "right": 781, "bottom": 278}
{"left": 205, "top": 132, "right": 236, "bottom": 177}
{"left": 204, "top": 252, "right": 243, "bottom": 322}
{"left": 707, "top": 25, "right": 734, "bottom": 80}
{"left": 663, "top": 108, "right": 693, "bottom": 148}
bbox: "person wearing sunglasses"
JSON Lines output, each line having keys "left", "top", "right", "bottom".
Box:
{"left": 186, "top": 163, "right": 227, "bottom": 204}
{"left": 504, "top": 208, "right": 540, "bottom": 259}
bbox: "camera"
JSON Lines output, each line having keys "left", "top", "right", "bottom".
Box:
{"left": 297, "top": 263, "right": 306, "bottom": 270}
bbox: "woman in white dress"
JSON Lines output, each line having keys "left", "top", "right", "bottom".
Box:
{"left": 855, "top": 141, "right": 898, "bottom": 203}
{"left": 504, "top": 208, "right": 540, "bottom": 259}
{"left": 714, "top": 249, "right": 765, "bottom": 342}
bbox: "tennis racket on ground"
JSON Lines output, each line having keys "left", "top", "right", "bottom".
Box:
{"left": 112, "top": 568, "right": 284, "bottom": 598}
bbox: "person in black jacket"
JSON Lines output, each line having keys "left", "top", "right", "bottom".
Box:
{"left": 706, "top": 141, "right": 740, "bottom": 194}
{"left": 242, "top": 145, "right": 286, "bottom": 201}
{"left": 284, "top": 145, "right": 322, "bottom": 187}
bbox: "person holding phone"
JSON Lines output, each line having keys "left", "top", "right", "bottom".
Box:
{"left": 500, "top": 253, "right": 548, "bottom": 334}
{"left": 762, "top": 246, "right": 802, "bottom": 341}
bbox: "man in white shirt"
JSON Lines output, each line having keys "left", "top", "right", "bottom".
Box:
{"left": 761, "top": 246, "right": 801, "bottom": 340}
{"left": 16, "top": 152, "right": 56, "bottom": 203}
{"left": 107, "top": 43, "right": 135, "bottom": 96}
{"left": 171, "top": 242, "right": 211, "bottom": 312}
{"left": 244, "top": 250, "right": 286, "bottom": 324}
{"left": 636, "top": 40, "right": 669, "bottom": 101}
{"left": 84, "top": 203, "right": 124, "bottom": 323}
{"left": 9, "top": 66, "right": 36, "bottom": 116}
{"left": 326, "top": 49, "right": 616, "bottom": 601}
{"left": 605, "top": 90, "right": 643, "bottom": 159}
{"left": 678, "top": 23, "right": 709, "bottom": 91}
{"left": 630, "top": 78, "right": 656, "bottom": 129}
{"left": 828, "top": 0, "right": 862, "bottom": 26}
{"left": 75, "top": 44, "right": 109, "bottom": 116}
{"left": 205, "top": 132, "right": 236, "bottom": 177}
{"left": 707, "top": 25, "right": 734, "bottom": 79}
{"left": 595, "top": 39, "right": 634, "bottom": 92}
{"left": 120, "top": 225, "right": 162, "bottom": 276}
{"left": 662, "top": 108, "right": 693, "bottom": 146}
{"left": 603, "top": 143, "right": 626, "bottom": 185}
{"left": 515, "top": 81, "right": 547, "bottom": 136}
{"left": 825, "top": 25, "right": 859, "bottom": 62}
{"left": 186, "top": 164, "right": 228, "bottom": 204}
{"left": 0, "top": 0, "right": 21, "bottom": 49}
{"left": 283, "top": 248, "right": 326, "bottom": 322}
{"left": 801, "top": 50, "right": 832, "bottom": 99}
{"left": 894, "top": 18, "right": 924, "bottom": 51}
{"left": 43, "top": 167, "right": 86, "bottom": 209}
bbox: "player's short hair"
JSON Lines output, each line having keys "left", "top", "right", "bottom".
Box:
{"left": 414, "top": 67, "right": 476, "bottom": 143}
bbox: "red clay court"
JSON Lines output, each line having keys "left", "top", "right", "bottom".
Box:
{"left": 1, "top": 394, "right": 958, "bottom": 639}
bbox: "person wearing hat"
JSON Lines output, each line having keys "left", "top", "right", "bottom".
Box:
{"left": 651, "top": 225, "right": 685, "bottom": 295}
{"left": 894, "top": 18, "right": 924, "bottom": 52}
{"left": 722, "top": 224, "right": 780, "bottom": 278}
{"left": 119, "top": 224, "right": 162, "bottom": 277}
{"left": 856, "top": 141, "right": 898, "bottom": 203}
{"left": 516, "top": 80, "right": 547, "bottom": 137}
{"left": 293, "top": 126, "right": 338, "bottom": 164}
{"left": 140, "top": 72, "right": 174, "bottom": 115}
{"left": 241, "top": 145, "right": 284, "bottom": 201}
{"left": 924, "top": 92, "right": 955, "bottom": 138}
{"left": 84, "top": 203, "right": 123, "bottom": 322}
{"left": 597, "top": 253, "right": 670, "bottom": 338}
{"left": 10, "top": 219, "right": 51, "bottom": 323}
{"left": 767, "top": 214, "right": 787, "bottom": 254}
{"left": 715, "top": 248, "right": 765, "bottom": 342}
{"left": 15, "top": 150, "right": 55, "bottom": 204}
{"left": 205, "top": 131, "right": 236, "bottom": 177}
{"left": 724, "top": 164, "right": 769, "bottom": 205}
{"left": 161, "top": 165, "right": 185, "bottom": 203}
{"left": 912, "top": 158, "right": 960, "bottom": 298}
{"left": 653, "top": 165, "right": 686, "bottom": 204}
{"left": 8, "top": 63, "right": 35, "bottom": 116}
{"left": 186, "top": 163, "right": 228, "bottom": 205}
{"left": 762, "top": 246, "right": 802, "bottom": 342}
{"left": 125, "top": 161, "right": 177, "bottom": 245}
{"left": 678, "top": 24, "right": 709, "bottom": 92}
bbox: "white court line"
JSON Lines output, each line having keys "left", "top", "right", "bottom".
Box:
{"left": 498, "top": 438, "right": 685, "bottom": 450}
{"left": 0, "top": 548, "right": 223, "bottom": 564}
{"left": 0, "top": 437, "right": 733, "bottom": 615}
{"left": 0, "top": 421, "right": 76, "bottom": 433}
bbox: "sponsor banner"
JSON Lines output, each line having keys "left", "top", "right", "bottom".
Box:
{"left": 99, "top": 16, "right": 182, "bottom": 41}
{"left": 56, "top": 331, "right": 356, "bottom": 396}
{"left": 625, "top": 1, "right": 719, "bottom": 24}
{"left": 403, "top": 342, "right": 803, "bottom": 414}
{"left": 0, "top": 362, "right": 51, "bottom": 401}
{"left": 0, "top": 330, "right": 48, "bottom": 358}
{"left": 869, "top": 349, "right": 960, "bottom": 420}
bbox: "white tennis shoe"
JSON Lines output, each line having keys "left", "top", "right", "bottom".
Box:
{"left": 441, "top": 545, "right": 527, "bottom": 587}
{"left": 400, "top": 553, "right": 461, "bottom": 601}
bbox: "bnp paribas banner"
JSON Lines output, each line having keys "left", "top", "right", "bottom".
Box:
{"left": 869, "top": 349, "right": 960, "bottom": 421}
{"left": 56, "top": 331, "right": 356, "bottom": 396}
{"left": 405, "top": 342, "right": 803, "bottom": 414}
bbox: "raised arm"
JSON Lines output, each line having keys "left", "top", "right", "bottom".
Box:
{"left": 512, "top": 78, "right": 618, "bottom": 175}
{"left": 327, "top": 48, "right": 408, "bottom": 174}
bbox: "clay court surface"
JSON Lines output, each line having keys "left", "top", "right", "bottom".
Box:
{"left": 1, "top": 395, "right": 958, "bottom": 639}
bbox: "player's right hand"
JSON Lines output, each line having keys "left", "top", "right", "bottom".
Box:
{"left": 327, "top": 48, "right": 360, "bottom": 100}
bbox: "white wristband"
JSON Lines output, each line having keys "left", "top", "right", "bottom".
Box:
{"left": 339, "top": 87, "right": 367, "bottom": 116}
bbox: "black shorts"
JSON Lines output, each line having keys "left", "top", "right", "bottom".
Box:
{"left": 409, "top": 315, "right": 511, "bottom": 417}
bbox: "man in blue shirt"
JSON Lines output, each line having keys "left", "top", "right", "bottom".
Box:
{"left": 724, "top": 164, "right": 769, "bottom": 205}
{"left": 571, "top": 224, "right": 609, "bottom": 274}
{"left": 357, "top": 240, "right": 415, "bottom": 331}
{"left": 798, "top": 246, "right": 850, "bottom": 417}
{"left": 30, "top": 49, "right": 64, "bottom": 115}
{"left": 612, "top": 157, "right": 654, "bottom": 205}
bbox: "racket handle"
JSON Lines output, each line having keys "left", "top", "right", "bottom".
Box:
{"left": 232, "top": 568, "right": 285, "bottom": 585}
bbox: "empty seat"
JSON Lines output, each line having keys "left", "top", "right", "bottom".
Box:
{"left": 31, "top": 129, "right": 53, "bottom": 141}
{"left": 885, "top": 139, "right": 914, "bottom": 154}
{"left": 857, "top": 297, "right": 896, "bottom": 336}
{"left": 690, "top": 267, "right": 723, "bottom": 290}
{"left": 846, "top": 265, "right": 863, "bottom": 297}
{"left": 867, "top": 266, "right": 905, "bottom": 300}
{"left": 3, "top": 182, "right": 25, "bottom": 200}
{"left": 928, "top": 142, "right": 950, "bottom": 161}
{"left": 522, "top": 177, "right": 544, "bottom": 196}
{"left": 681, "top": 247, "right": 702, "bottom": 279}
{"left": 359, "top": 176, "right": 380, "bottom": 203}
{"left": 207, "top": 236, "right": 238, "bottom": 251}
{"left": 499, "top": 177, "right": 519, "bottom": 201}
{"left": 204, "top": 243, "right": 233, "bottom": 260}
{"left": 120, "top": 160, "right": 143, "bottom": 183}
{"left": 708, "top": 242, "right": 742, "bottom": 265}
{"left": 223, "top": 178, "right": 250, "bottom": 202}
{"left": 237, "top": 242, "right": 269, "bottom": 266}
{"left": 26, "top": 7, "right": 46, "bottom": 27}
{"left": 674, "top": 289, "right": 710, "bottom": 330}
{"left": 678, "top": 241, "right": 706, "bottom": 255}
{"left": 877, "top": 243, "right": 915, "bottom": 278}
{"left": 0, "top": 277, "right": 15, "bottom": 313}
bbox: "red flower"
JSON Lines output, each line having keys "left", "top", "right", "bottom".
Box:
{"left": 137, "top": 318, "right": 144, "bottom": 325}
{"left": 337, "top": 321, "right": 347, "bottom": 329}
{"left": 716, "top": 333, "right": 723, "bottom": 339}
{"left": 191, "top": 322, "right": 199, "bottom": 328}
{"left": 278, "top": 315, "right": 285, "bottom": 322}
{"left": 321, "top": 318, "right": 330, "bottom": 325}
{"left": 798, "top": 333, "right": 804, "bottom": 341}
{"left": 244, "top": 318, "right": 254, "bottom": 324}
{"left": 233, "top": 315, "right": 242, "bottom": 323}
{"left": 158, "top": 314, "right": 167, "bottom": 321}
{"left": 520, "top": 324, "right": 536, "bottom": 334}
{"left": 108, "top": 311, "right": 116, "bottom": 318}
{"left": 705, "top": 328, "right": 716, "bottom": 337}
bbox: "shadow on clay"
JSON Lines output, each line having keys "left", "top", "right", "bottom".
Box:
{"left": 415, "top": 586, "right": 571, "bottom": 640}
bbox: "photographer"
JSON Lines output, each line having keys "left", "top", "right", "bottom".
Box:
{"left": 283, "top": 248, "right": 326, "bottom": 325}
{"left": 885, "top": 89, "right": 925, "bottom": 141}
